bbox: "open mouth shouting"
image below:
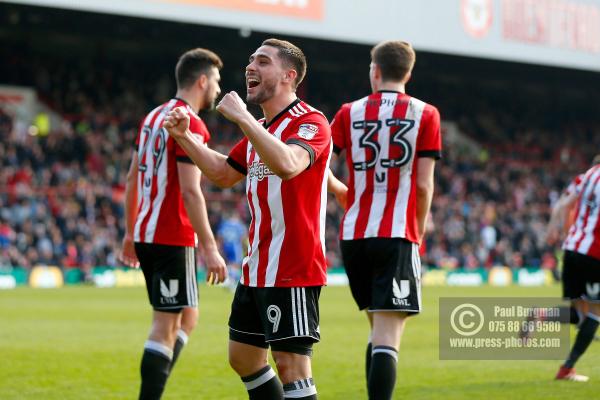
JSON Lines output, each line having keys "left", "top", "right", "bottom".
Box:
{"left": 246, "top": 76, "right": 261, "bottom": 92}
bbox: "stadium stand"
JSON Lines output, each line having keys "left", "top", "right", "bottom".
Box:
{"left": 1, "top": 3, "right": 600, "bottom": 280}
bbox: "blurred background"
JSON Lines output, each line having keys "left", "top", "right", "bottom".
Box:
{"left": 1, "top": 0, "right": 600, "bottom": 289}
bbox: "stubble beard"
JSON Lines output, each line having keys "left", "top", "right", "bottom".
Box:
{"left": 202, "top": 91, "right": 217, "bottom": 111}
{"left": 246, "top": 81, "right": 276, "bottom": 105}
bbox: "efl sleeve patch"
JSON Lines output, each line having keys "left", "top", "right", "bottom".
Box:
{"left": 297, "top": 124, "right": 319, "bottom": 140}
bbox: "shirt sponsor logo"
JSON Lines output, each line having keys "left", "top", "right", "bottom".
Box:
{"left": 248, "top": 161, "right": 275, "bottom": 181}
{"left": 297, "top": 124, "right": 319, "bottom": 140}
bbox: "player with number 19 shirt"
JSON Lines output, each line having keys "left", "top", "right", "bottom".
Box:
{"left": 120, "top": 48, "right": 227, "bottom": 400}
{"left": 134, "top": 98, "right": 210, "bottom": 247}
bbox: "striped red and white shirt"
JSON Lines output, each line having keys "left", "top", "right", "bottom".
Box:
{"left": 564, "top": 174, "right": 583, "bottom": 196}
{"left": 133, "top": 98, "right": 210, "bottom": 247}
{"left": 331, "top": 90, "right": 441, "bottom": 243}
{"left": 227, "top": 99, "right": 332, "bottom": 288}
{"left": 563, "top": 165, "right": 600, "bottom": 260}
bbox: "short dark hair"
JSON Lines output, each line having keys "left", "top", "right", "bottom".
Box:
{"left": 175, "top": 48, "right": 223, "bottom": 89}
{"left": 371, "top": 40, "right": 416, "bottom": 82}
{"left": 262, "top": 38, "right": 307, "bottom": 89}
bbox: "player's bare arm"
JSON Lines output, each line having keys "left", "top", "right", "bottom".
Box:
{"left": 546, "top": 191, "right": 578, "bottom": 245}
{"left": 164, "top": 107, "right": 244, "bottom": 188}
{"left": 177, "top": 162, "right": 227, "bottom": 284}
{"left": 217, "top": 91, "right": 311, "bottom": 180}
{"left": 327, "top": 169, "right": 348, "bottom": 209}
{"left": 416, "top": 157, "right": 436, "bottom": 243}
{"left": 327, "top": 152, "right": 348, "bottom": 208}
{"left": 119, "top": 151, "right": 140, "bottom": 268}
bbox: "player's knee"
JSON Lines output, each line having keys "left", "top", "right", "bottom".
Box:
{"left": 273, "top": 354, "right": 292, "bottom": 382}
{"left": 149, "top": 327, "right": 178, "bottom": 346}
{"left": 229, "top": 347, "right": 251, "bottom": 373}
{"left": 371, "top": 312, "right": 407, "bottom": 348}
{"left": 228, "top": 351, "right": 244, "bottom": 374}
{"left": 272, "top": 353, "right": 307, "bottom": 384}
{"left": 150, "top": 313, "right": 182, "bottom": 343}
{"left": 168, "top": 316, "right": 182, "bottom": 336}
{"left": 171, "top": 322, "right": 182, "bottom": 340}
{"left": 180, "top": 308, "right": 198, "bottom": 334}
{"left": 180, "top": 321, "right": 196, "bottom": 336}
{"left": 228, "top": 349, "right": 265, "bottom": 376}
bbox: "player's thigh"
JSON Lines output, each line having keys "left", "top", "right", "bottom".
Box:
{"left": 562, "top": 250, "right": 587, "bottom": 301}
{"left": 228, "top": 286, "right": 271, "bottom": 375}
{"left": 149, "top": 310, "right": 183, "bottom": 343}
{"left": 368, "top": 238, "right": 422, "bottom": 314}
{"left": 340, "top": 239, "right": 371, "bottom": 310}
{"left": 257, "top": 287, "right": 319, "bottom": 382}
{"left": 228, "top": 339, "right": 269, "bottom": 376}
{"left": 256, "top": 286, "right": 322, "bottom": 345}
{"left": 271, "top": 336, "right": 316, "bottom": 383}
{"left": 370, "top": 311, "right": 409, "bottom": 349}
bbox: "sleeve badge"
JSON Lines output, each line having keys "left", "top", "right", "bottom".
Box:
{"left": 297, "top": 124, "right": 319, "bottom": 140}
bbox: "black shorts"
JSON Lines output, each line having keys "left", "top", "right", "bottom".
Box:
{"left": 340, "top": 238, "right": 421, "bottom": 313}
{"left": 562, "top": 250, "right": 600, "bottom": 303}
{"left": 228, "top": 284, "right": 321, "bottom": 354}
{"left": 135, "top": 242, "right": 198, "bottom": 313}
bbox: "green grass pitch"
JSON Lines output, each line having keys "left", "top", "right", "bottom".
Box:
{"left": 1, "top": 284, "right": 599, "bottom": 399}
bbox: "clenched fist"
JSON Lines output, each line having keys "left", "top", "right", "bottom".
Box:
{"left": 163, "top": 106, "right": 190, "bottom": 140}
{"left": 216, "top": 91, "right": 249, "bottom": 124}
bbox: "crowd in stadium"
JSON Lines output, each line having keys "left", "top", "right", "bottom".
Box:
{"left": 1, "top": 48, "right": 600, "bottom": 277}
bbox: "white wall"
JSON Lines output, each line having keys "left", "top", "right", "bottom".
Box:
{"left": 6, "top": 0, "right": 600, "bottom": 72}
